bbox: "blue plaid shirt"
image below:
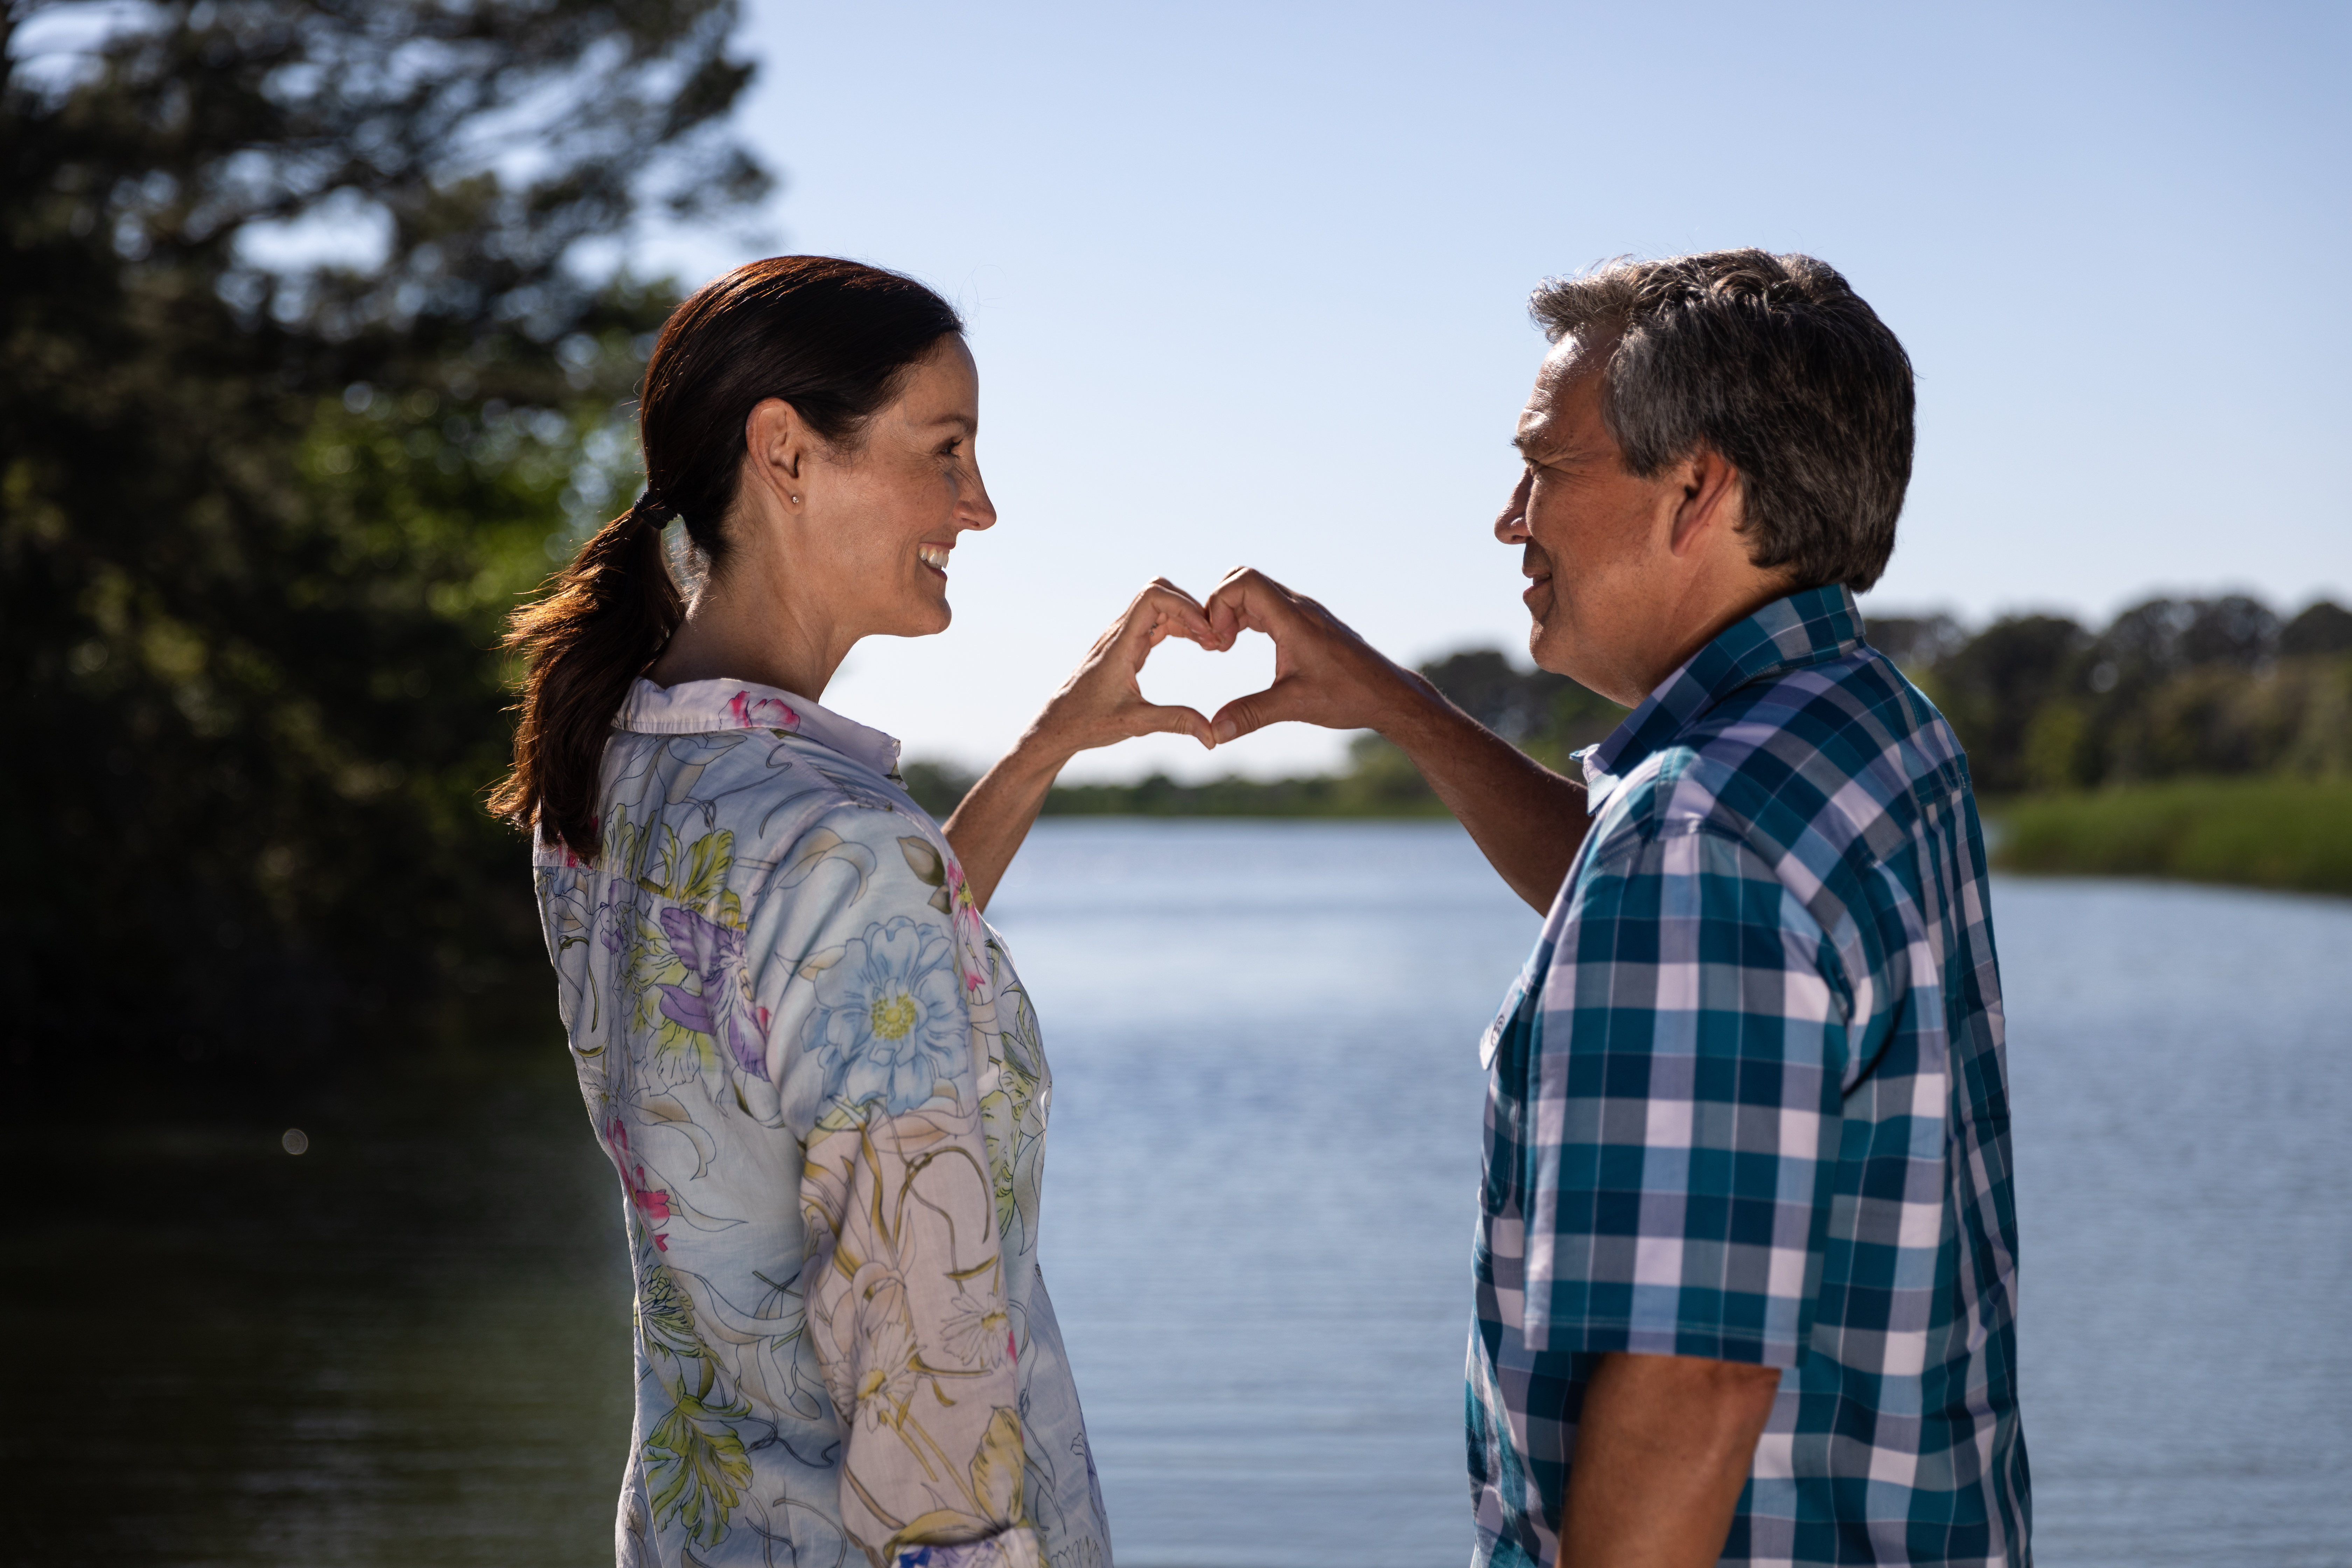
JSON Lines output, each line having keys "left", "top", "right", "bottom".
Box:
{"left": 1467, "top": 586, "right": 2028, "bottom": 1568}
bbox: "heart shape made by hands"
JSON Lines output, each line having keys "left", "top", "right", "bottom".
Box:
{"left": 1134, "top": 625, "right": 1278, "bottom": 726}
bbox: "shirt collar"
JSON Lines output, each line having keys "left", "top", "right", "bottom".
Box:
{"left": 1575, "top": 584, "right": 1863, "bottom": 815}
{"left": 616, "top": 677, "right": 905, "bottom": 780}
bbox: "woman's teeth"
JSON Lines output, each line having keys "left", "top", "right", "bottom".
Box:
{"left": 918, "top": 544, "right": 951, "bottom": 570}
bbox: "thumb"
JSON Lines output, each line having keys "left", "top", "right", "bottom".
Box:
{"left": 1210, "top": 682, "right": 1303, "bottom": 744}
{"left": 1132, "top": 702, "right": 1216, "bottom": 749}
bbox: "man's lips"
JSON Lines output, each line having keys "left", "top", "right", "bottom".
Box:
{"left": 917, "top": 542, "right": 952, "bottom": 575}
{"left": 1519, "top": 542, "right": 1553, "bottom": 603}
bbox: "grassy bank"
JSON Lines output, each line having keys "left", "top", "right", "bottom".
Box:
{"left": 1991, "top": 776, "right": 2352, "bottom": 895}
{"left": 901, "top": 739, "right": 1459, "bottom": 822}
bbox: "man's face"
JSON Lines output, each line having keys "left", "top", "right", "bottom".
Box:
{"left": 1493, "top": 334, "right": 1684, "bottom": 703}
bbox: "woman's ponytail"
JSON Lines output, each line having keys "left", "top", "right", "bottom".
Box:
{"left": 490, "top": 492, "right": 682, "bottom": 859}
{"left": 491, "top": 256, "right": 963, "bottom": 862}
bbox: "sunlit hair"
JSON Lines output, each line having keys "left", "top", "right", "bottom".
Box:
{"left": 1530, "top": 250, "right": 1913, "bottom": 592}
{"left": 489, "top": 257, "right": 962, "bottom": 859}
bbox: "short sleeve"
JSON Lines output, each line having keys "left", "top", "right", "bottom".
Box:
{"left": 769, "top": 804, "right": 1041, "bottom": 1567}
{"left": 1520, "top": 821, "right": 1848, "bottom": 1366}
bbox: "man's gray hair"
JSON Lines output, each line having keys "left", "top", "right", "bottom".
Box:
{"left": 1530, "top": 250, "right": 1913, "bottom": 592}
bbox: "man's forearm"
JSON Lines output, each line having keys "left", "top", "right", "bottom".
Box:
{"left": 1377, "top": 675, "right": 1590, "bottom": 913}
{"left": 1560, "top": 1352, "right": 1782, "bottom": 1568}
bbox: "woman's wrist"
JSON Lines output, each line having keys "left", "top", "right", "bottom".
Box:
{"left": 1002, "top": 713, "right": 1084, "bottom": 782}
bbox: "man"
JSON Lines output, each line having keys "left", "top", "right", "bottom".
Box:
{"left": 1200, "top": 250, "right": 2026, "bottom": 1568}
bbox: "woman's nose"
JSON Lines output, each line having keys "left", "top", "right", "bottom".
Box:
{"left": 961, "top": 466, "right": 999, "bottom": 531}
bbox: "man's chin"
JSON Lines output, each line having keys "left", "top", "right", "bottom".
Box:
{"left": 1526, "top": 620, "right": 1583, "bottom": 681}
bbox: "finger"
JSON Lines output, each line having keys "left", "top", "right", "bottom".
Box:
{"left": 1143, "top": 578, "right": 1221, "bottom": 646}
{"left": 1121, "top": 585, "right": 1212, "bottom": 659}
{"left": 1213, "top": 567, "right": 1313, "bottom": 630}
{"left": 1146, "top": 580, "right": 1213, "bottom": 630}
{"left": 1209, "top": 679, "right": 1315, "bottom": 744}
{"left": 1145, "top": 575, "right": 1208, "bottom": 613}
{"left": 1125, "top": 580, "right": 1212, "bottom": 641}
{"left": 1205, "top": 567, "right": 1293, "bottom": 648}
{"left": 1130, "top": 702, "right": 1216, "bottom": 748}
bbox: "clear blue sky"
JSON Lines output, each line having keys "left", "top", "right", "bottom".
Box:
{"left": 631, "top": 0, "right": 2347, "bottom": 781}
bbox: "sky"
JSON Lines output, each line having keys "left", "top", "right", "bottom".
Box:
{"left": 628, "top": 3, "right": 2342, "bottom": 777}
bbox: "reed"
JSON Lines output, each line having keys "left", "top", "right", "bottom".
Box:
{"left": 1992, "top": 776, "right": 2352, "bottom": 895}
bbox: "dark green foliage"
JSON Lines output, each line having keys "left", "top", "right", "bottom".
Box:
{"left": 2282, "top": 600, "right": 2352, "bottom": 658}
{"left": 1416, "top": 650, "right": 1564, "bottom": 742}
{"left": 1910, "top": 615, "right": 2092, "bottom": 793}
{"left": 1911, "top": 595, "right": 2352, "bottom": 794}
{"left": 1861, "top": 613, "right": 1966, "bottom": 672}
{"left": 899, "top": 760, "right": 981, "bottom": 821}
{"left": 1, "top": 0, "right": 765, "bottom": 1090}
{"left": 1409, "top": 649, "right": 1629, "bottom": 765}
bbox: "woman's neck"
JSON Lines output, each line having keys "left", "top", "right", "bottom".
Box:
{"left": 648, "top": 573, "right": 847, "bottom": 698}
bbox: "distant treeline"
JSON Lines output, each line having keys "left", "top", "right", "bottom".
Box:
{"left": 1876, "top": 595, "right": 2352, "bottom": 793}
{"left": 903, "top": 595, "right": 2352, "bottom": 824}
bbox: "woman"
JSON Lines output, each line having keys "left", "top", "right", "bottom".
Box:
{"left": 493, "top": 257, "right": 1217, "bottom": 1568}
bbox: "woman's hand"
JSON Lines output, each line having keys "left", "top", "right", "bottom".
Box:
{"left": 1024, "top": 577, "right": 1220, "bottom": 760}
{"left": 943, "top": 579, "right": 1218, "bottom": 908}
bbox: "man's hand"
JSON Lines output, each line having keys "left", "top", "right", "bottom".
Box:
{"left": 1561, "top": 1352, "right": 1783, "bottom": 1568}
{"left": 1200, "top": 566, "right": 1594, "bottom": 912}
{"left": 1200, "top": 568, "right": 1423, "bottom": 741}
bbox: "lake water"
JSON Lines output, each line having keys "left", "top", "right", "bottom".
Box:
{"left": 10, "top": 821, "right": 2350, "bottom": 1566}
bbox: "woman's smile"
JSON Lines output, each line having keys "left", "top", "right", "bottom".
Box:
{"left": 917, "top": 542, "right": 952, "bottom": 576}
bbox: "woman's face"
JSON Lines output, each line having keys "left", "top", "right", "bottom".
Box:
{"left": 791, "top": 334, "right": 996, "bottom": 640}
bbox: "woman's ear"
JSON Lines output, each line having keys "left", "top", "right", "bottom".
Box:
{"left": 742, "top": 397, "right": 810, "bottom": 510}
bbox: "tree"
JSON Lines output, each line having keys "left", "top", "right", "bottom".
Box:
{"left": 1916, "top": 615, "right": 2090, "bottom": 794}
{"left": 1862, "top": 613, "right": 1966, "bottom": 673}
{"left": 1, "top": 0, "right": 769, "bottom": 1093}
{"left": 2281, "top": 600, "right": 2352, "bottom": 658}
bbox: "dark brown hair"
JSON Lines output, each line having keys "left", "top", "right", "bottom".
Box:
{"left": 490, "top": 256, "right": 963, "bottom": 858}
{"left": 1530, "top": 250, "right": 1914, "bottom": 592}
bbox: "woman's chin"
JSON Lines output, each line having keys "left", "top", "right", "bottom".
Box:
{"left": 887, "top": 597, "right": 953, "bottom": 638}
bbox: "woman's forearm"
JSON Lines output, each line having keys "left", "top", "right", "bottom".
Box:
{"left": 940, "top": 730, "right": 1073, "bottom": 910}
{"left": 941, "top": 579, "right": 1222, "bottom": 908}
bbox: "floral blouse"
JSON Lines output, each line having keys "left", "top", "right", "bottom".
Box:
{"left": 533, "top": 679, "right": 1112, "bottom": 1568}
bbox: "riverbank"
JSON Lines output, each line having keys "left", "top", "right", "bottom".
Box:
{"left": 1029, "top": 771, "right": 2352, "bottom": 898}
{"left": 1988, "top": 776, "right": 2352, "bottom": 895}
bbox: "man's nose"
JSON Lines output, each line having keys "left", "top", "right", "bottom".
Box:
{"left": 1493, "top": 470, "right": 1532, "bottom": 544}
